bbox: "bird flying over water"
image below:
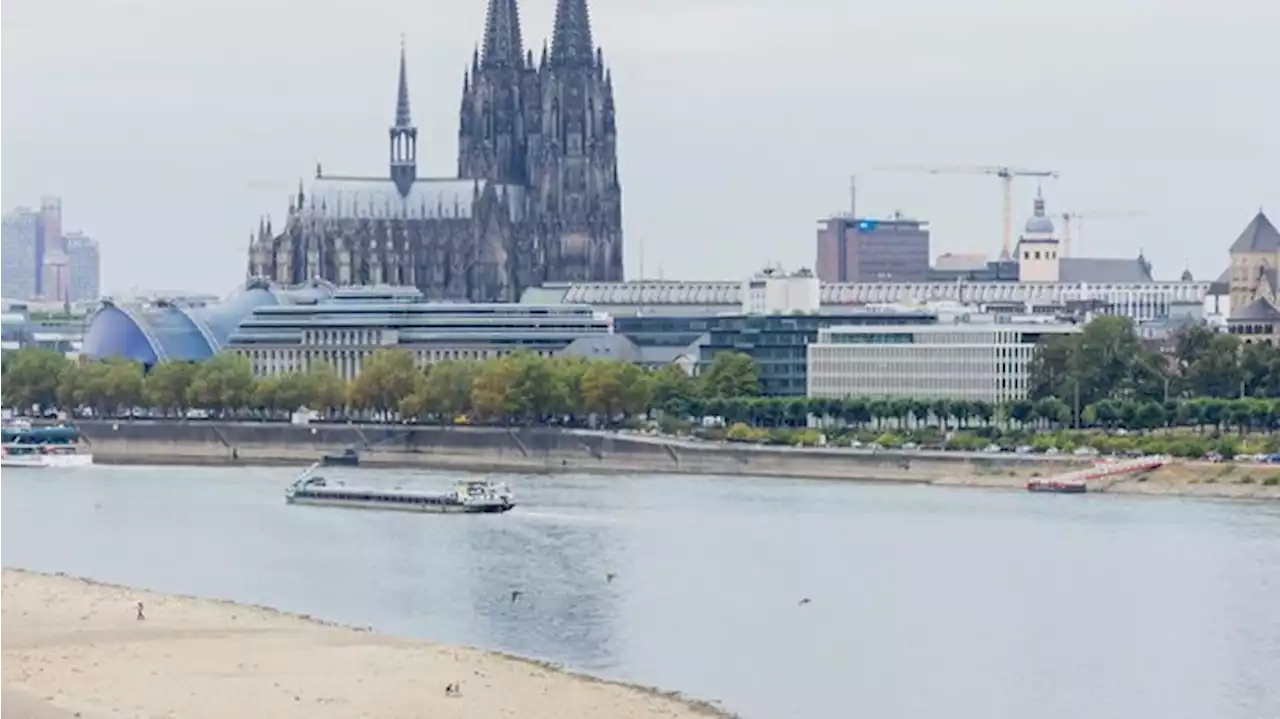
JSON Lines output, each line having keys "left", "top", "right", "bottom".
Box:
{"left": 510, "top": 590, "right": 523, "bottom": 604}
{"left": 798, "top": 598, "right": 811, "bottom": 606}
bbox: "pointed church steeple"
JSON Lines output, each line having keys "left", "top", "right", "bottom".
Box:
{"left": 389, "top": 38, "right": 418, "bottom": 197}
{"left": 550, "top": 0, "right": 595, "bottom": 67}
{"left": 481, "top": 0, "right": 524, "bottom": 68}
{"left": 394, "top": 40, "right": 412, "bottom": 128}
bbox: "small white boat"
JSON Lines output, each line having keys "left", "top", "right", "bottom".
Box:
{"left": 284, "top": 464, "right": 514, "bottom": 514}
{"left": 1, "top": 444, "right": 94, "bottom": 468}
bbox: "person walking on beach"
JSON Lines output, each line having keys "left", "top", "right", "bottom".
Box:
{"left": 136, "top": 602, "right": 145, "bottom": 620}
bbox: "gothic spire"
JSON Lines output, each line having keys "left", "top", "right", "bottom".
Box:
{"left": 389, "top": 38, "right": 418, "bottom": 197}
{"left": 481, "top": 0, "right": 523, "bottom": 68}
{"left": 549, "top": 0, "right": 594, "bottom": 67}
{"left": 394, "top": 37, "right": 413, "bottom": 128}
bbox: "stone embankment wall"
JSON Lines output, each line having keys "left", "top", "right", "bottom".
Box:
{"left": 74, "top": 420, "right": 1087, "bottom": 482}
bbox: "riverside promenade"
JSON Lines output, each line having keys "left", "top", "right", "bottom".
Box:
{"left": 74, "top": 419, "right": 1077, "bottom": 482}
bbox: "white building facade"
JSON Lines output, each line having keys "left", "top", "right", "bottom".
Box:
{"left": 742, "top": 267, "right": 820, "bottom": 315}
{"left": 807, "top": 320, "right": 1080, "bottom": 404}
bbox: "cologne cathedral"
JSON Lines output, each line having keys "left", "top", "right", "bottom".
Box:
{"left": 248, "top": 0, "right": 623, "bottom": 301}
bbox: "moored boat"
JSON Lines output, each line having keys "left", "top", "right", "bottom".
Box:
{"left": 284, "top": 465, "right": 514, "bottom": 514}
{"left": 1, "top": 423, "right": 94, "bottom": 468}
{"left": 1026, "top": 477, "right": 1087, "bottom": 493}
{"left": 2, "top": 444, "right": 95, "bottom": 468}
{"left": 320, "top": 448, "right": 360, "bottom": 467}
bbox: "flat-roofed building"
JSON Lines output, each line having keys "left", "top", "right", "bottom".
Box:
{"left": 227, "top": 285, "right": 612, "bottom": 379}
{"left": 524, "top": 279, "right": 1208, "bottom": 325}
{"left": 816, "top": 214, "right": 931, "bottom": 283}
{"left": 700, "top": 309, "right": 938, "bottom": 396}
{"left": 807, "top": 320, "right": 1080, "bottom": 404}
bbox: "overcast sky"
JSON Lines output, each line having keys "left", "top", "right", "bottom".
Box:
{"left": 3, "top": 0, "right": 1276, "bottom": 296}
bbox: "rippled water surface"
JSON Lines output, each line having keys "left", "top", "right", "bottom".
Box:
{"left": 4, "top": 465, "right": 1279, "bottom": 718}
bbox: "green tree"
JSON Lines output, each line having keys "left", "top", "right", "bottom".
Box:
{"left": 1033, "top": 397, "right": 1068, "bottom": 428}
{"left": 145, "top": 361, "right": 200, "bottom": 416}
{"left": 651, "top": 364, "right": 696, "bottom": 414}
{"left": 1009, "top": 399, "right": 1035, "bottom": 427}
{"left": 106, "top": 360, "right": 145, "bottom": 412}
{"left": 2, "top": 347, "right": 71, "bottom": 411}
{"left": 252, "top": 374, "right": 284, "bottom": 415}
{"left": 1184, "top": 333, "right": 1243, "bottom": 398}
{"left": 581, "top": 360, "right": 627, "bottom": 419}
{"left": 699, "top": 351, "right": 759, "bottom": 399}
{"left": 409, "top": 359, "right": 475, "bottom": 422}
{"left": 347, "top": 349, "right": 420, "bottom": 415}
{"left": 504, "top": 352, "right": 562, "bottom": 422}
{"left": 1240, "top": 341, "right": 1280, "bottom": 397}
{"left": 1028, "top": 334, "right": 1076, "bottom": 400}
{"left": 187, "top": 353, "right": 256, "bottom": 413}
{"left": 303, "top": 362, "right": 347, "bottom": 412}
{"left": 618, "top": 362, "right": 655, "bottom": 417}
{"left": 1173, "top": 325, "right": 1216, "bottom": 375}
{"left": 471, "top": 356, "right": 519, "bottom": 421}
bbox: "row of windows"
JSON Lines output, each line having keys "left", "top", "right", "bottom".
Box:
{"left": 239, "top": 345, "right": 560, "bottom": 379}
{"left": 1023, "top": 250, "right": 1059, "bottom": 261}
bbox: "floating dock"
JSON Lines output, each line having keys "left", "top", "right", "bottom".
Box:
{"left": 1027, "top": 455, "right": 1167, "bottom": 494}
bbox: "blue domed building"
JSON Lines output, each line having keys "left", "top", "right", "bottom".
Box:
{"left": 82, "top": 278, "right": 333, "bottom": 366}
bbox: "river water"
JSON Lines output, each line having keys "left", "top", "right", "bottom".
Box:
{"left": 3, "top": 465, "right": 1278, "bottom": 719}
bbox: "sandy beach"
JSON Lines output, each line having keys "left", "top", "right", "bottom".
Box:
{"left": 1, "top": 569, "right": 729, "bottom": 719}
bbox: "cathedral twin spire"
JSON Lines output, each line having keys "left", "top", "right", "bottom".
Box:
{"left": 393, "top": 0, "right": 610, "bottom": 191}
{"left": 481, "top": 0, "right": 524, "bottom": 68}
{"left": 549, "top": 0, "right": 594, "bottom": 67}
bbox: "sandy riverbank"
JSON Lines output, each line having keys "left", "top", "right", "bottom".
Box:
{"left": 1, "top": 569, "right": 730, "bottom": 719}
{"left": 932, "top": 459, "right": 1280, "bottom": 500}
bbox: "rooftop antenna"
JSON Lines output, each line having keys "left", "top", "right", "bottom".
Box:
{"left": 849, "top": 174, "right": 857, "bottom": 217}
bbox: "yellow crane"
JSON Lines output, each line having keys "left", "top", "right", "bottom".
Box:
{"left": 1058, "top": 210, "right": 1146, "bottom": 257}
{"left": 873, "top": 164, "right": 1060, "bottom": 261}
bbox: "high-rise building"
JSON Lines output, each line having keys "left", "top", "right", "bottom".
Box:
{"left": 35, "top": 194, "right": 63, "bottom": 295}
{"left": 250, "top": 0, "right": 624, "bottom": 302}
{"left": 1, "top": 208, "right": 41, "bottom": 300}
{"left": 815, "top": 214, "right": 931, "bottom": 283}
{"left": 65, "top": 232, "right": 102, "bottom": 302}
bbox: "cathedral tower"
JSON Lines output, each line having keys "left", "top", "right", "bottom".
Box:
{"left": 458, "top": 0, "right": 536, "bottom": 185}
{"left": 534, "top": 0, "right": 624, "bottom": 282}
{"left": 390, "top": 42, "right": 418, "bottom": 197}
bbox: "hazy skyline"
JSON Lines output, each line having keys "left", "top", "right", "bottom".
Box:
{"left": 3, "top": 0, "right": 1276, "bottom": 296}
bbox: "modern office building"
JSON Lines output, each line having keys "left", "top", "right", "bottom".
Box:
{"left": 816, "top": 213, "right": 931, "bottom": 283}
{"left": 2, "top": 208, "right": 41, "bottom": 300}
{"left": 227, "top": 286, "right": 614, "bottom": 379}
{"left": 0, "top": 303, "right": 91, "bottom": 358}
{"left": 700, "top": 310, "right": 937, "bottom": 396}
{"left": 807, "top": 319, "right": 1080, "bottom": 404}
{"left": 65, "top": 232, "right": 101, "bottom": 302}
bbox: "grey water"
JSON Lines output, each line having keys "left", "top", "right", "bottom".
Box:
{"left": 3, "top": 465, "right": 1279, "bottom": 719}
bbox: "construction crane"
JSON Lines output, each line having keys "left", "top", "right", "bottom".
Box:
{"left": 873, "top": 164, "right": 1060, "bottom": 261}
{"left": 1059, "top": 210, "right": 1146, "bottom": 257}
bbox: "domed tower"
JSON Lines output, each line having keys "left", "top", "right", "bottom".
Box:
{"left": 1016, "top": 190, "right": 1061, "bottom": 282}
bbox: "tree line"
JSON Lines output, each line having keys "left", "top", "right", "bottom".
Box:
{"left": 1, "top": 317, "right": 1277, "bottom": 435}
{"left": 1020, "top": 316, "right": 1279, "bottom": 433}
{"left": 0, "top": 346, "right": 754, "bottom": 423}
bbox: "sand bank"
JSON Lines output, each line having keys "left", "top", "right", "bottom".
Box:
{"left": 933, "top": 460, "right": 1280, "bottom": 500}
{"left": 1, "top": 569, "right": 730, "bottom": 719}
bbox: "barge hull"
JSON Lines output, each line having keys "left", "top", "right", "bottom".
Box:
{"left": 286, "top": 496, "right": 513, "bottom": 513}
